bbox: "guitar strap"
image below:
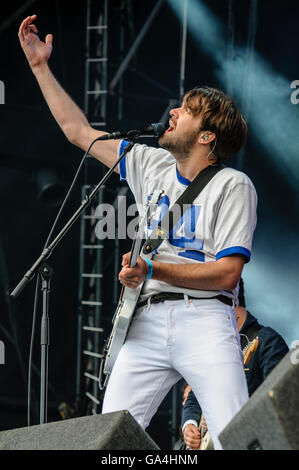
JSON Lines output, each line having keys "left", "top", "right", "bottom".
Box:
{"left": 142, "top": 163, "right": 224, "bottom": 255}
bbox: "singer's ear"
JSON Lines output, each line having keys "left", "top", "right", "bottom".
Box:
{"left": 198, "top": 132, "right": 215, "bottom": 144}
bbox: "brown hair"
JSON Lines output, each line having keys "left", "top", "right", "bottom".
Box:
{"left": 183, "top": 86, "right": 247, "bottom": 160}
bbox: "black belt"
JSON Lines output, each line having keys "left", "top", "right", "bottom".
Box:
{"left": 137, "top": 292, "right": 233, "bottom": 309}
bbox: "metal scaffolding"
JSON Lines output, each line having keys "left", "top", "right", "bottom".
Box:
{"left": 76, "top": 0, "right": 108, "bottom": 414}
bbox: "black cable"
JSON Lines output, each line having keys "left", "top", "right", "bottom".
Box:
{"left": 44, "top": 144, "right": 91, "bottom": 249}
{"left": 27, "top": 137, "right": 101, "bottom": 426}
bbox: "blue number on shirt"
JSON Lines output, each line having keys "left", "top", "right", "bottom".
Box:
{"left": 169, "top": 205, "right": 205, "bottom": 262}
{"left": 146, "top": 194, "right": 205, "bottom": 262}
{"left": 147, "top": 195, "right": 170, "bottom": 232}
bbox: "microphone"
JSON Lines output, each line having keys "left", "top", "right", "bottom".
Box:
{"left": 96, "top": 122, "right": 165, "bottom": 141}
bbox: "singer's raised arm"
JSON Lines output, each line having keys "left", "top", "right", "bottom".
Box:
{"left": 18, "top": 15, "right": 120, "bottom": 171}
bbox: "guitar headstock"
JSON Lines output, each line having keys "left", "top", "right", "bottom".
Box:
{"left": 128, "top": 189, "right": 164, "bottom": 267}
{"left": 146, "top": 189, "right": 164, "bottom": 226}
{"left": 243, "top": 336, "right": 259, "bottom": 366}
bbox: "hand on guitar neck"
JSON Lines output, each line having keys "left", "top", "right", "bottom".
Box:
{"left": 118, "top": 252, "right": 148, "bottom": 289}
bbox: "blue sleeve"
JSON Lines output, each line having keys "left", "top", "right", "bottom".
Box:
{"left": 216, "top": 246, "right": 251, "bottom": 263}
{"left": 258, "top": 327, "right": 289, "bottom": 380}
{"left": 118, "top": 140, "right": 130, "bottom": 181}
{"left": 181, "top": 390, "right": 202, "bottom": 427}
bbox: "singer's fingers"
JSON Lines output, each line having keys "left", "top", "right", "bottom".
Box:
{"left": 19, "top": 15, "right": 37, "bottom": 40}
{"left": 18, "top": 17, "right": 30, "bottom": 40}
{"left": 121, "top": 280, "right": 139, "bottom": 289}
{"left": 119, "top": 267, "right": 132, "bottom": 280}
{"left": 28, "top": 24, "right": 38, "bottom": 34}
{"left": 45, "top": 34, "right": 53, "bottom": 47}
{"left": 122, "top": 252, "right": 131, "bottom": 266}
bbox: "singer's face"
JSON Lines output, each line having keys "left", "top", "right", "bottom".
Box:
{"left": 159, "top": 101, "right": 202, "bottom": 158}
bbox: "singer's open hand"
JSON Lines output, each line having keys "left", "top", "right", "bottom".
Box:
{"left": 119, "top": 252, "right": 148, "bottom": 288}
{"left": 18, "top": 15, "right": 53, "bottom": 69}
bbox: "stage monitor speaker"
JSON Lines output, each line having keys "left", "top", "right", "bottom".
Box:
{"left": 0, "top": 410, "right": 160, "bottom": 450}
{"left": 219, "top": 349, "right": 299, "bottom": 450}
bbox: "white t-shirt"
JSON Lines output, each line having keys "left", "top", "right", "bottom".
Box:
{"left": 118, "top": 140, "right": 257, "bottom": 303}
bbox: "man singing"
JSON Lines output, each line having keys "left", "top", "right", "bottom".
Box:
{"left": 19, "top": 15, "right": 257, "bottom": 449}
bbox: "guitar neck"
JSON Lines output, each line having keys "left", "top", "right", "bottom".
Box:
{"left": 129, "top": 234, "right": 140, "bottom": 267}
{"left": 119, "top": 225, "right": 142, "bottom": 302}
{"left": 118, "top": 189, "right": 163, "bottom": 302}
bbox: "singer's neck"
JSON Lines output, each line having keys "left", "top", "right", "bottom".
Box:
{"left": 176, "top": 157, "right": 213, "bottom": 182}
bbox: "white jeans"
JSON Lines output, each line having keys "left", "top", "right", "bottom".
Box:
{"left": 102, "top": 297, "right": 248, "bottom": 450}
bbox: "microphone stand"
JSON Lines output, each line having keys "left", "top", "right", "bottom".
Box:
{"left": 10, "top": 137, "right": 136, "bottom": 425}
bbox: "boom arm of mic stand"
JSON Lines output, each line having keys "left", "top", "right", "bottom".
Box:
{"left": 10, "top": 139, "right": 135, "bottom": 299}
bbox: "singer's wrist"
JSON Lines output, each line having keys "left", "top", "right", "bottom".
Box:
{"left": 145, "top": 259, "right": 153, "bottom": 280}
{"left": 32, "top": 61, "right": 50, "bottom": 77}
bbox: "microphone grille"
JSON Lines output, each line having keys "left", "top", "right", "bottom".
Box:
{"left": 151, "top": 122, "right": 165, "bottom": 137}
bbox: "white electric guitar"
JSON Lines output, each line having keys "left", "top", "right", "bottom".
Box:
{"left": 101, "top": 189, "right": 163, "bottom": 386}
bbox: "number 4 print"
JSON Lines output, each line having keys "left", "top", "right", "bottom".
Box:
{"left": 169, "top": 205, "right": 205, "bottom": 262}
{"left": 146, "top": 195, "right": 205, "bottom": 262}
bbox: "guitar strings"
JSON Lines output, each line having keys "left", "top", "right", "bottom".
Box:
{"left": 239, "top": 333, "right": 250, "bottom": 352}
